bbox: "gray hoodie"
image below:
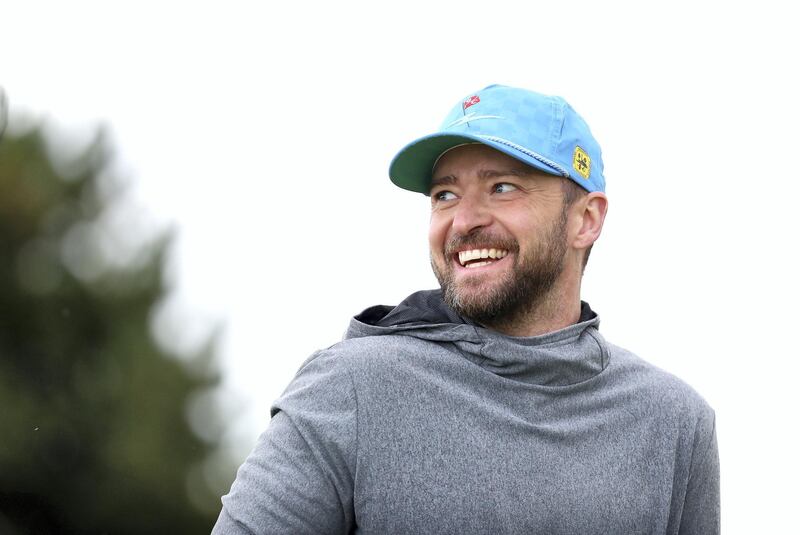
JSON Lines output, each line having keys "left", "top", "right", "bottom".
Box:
{"left": 213, "top": 290, "right": 719, "bottom": 534}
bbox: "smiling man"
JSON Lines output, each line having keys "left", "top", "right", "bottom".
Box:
{"left": 427, "top": 143, "right": 603, "bottom": 337}
{"left": 213, "top": 85, "right": 719, "bottom": 534}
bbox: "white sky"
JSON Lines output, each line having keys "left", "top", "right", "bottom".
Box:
{"left": 3, "top": 0, "right": 799, "bottom": 530}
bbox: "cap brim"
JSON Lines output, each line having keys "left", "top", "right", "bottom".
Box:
{"left": 389, "top": 132, "right": 565, "bottom": 194}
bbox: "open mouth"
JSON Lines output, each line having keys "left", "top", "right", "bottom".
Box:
{"left": 456, "top": 248, "right": 509, "bottom": 269}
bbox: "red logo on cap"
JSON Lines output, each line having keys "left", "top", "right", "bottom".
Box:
{"left": 463, "top": 95, "right": 480, "bottom": 110}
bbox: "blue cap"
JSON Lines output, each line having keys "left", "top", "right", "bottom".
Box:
{"left": 389, "top": 84, "right": 605, "bottom": 194}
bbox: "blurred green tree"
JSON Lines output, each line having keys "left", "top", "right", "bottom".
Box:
{"left": 0, "top": 114, "right": 230, "bottom": 533}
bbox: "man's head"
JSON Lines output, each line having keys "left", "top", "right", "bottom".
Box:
{"left": 427, "top": 143, "right": 605, "bottom": 330}
{"left": 389, "top": 85, "right": 607, "bottom": 331}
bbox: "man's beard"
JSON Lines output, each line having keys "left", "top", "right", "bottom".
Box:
{"left": 431, "top": 210, "right": 568, "bottom": 328}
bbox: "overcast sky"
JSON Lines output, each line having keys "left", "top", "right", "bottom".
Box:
{"left": 3, "top": 1, "right": 798, "bottom": 530}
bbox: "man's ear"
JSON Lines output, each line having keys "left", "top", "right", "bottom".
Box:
{"left": 573, "top": 192, "right": 608, "bottom": 249}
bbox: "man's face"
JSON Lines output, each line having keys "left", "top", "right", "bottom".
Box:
{"left": 428, "top": 144, "right": 570, "bottom": 327}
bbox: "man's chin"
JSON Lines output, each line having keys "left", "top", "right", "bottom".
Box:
{"left": 452, "top": 268, "right": 510, "bottom": 292}
{"left": 444, "top": 280, "right": 510, "bottom": 318}
{"left": 433, "top": 262, "right": 514, "bottom": 319}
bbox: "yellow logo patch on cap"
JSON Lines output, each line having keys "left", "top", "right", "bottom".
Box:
{"left": 572, "top": 146, "right": 591, "bottom": 179}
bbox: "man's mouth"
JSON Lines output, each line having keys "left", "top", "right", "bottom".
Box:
{"left": 456, "top": 248, "right": 509, "bottom": 268}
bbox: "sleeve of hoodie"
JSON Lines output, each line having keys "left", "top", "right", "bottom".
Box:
{"left": 212, "top": 350, "right": 357, "bottom": 534}
{"left": 678, "top": 411, "right": 720, "bottom": 535}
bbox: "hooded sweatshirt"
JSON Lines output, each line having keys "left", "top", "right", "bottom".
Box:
{"left": 213, "top": 290, "right": 719, "bottom": 534}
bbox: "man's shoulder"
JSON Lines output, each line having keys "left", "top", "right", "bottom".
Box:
{"left": 302, "top": 331, "right": 441, "bottom": 374}
{"left": 605, "top": 341, "right": 715, "bottom": 422}
{"left": 271, "top": 336, "right": 408, "bottom": 419}
{"left": 274, "top": 333, "right": 447, "bottom": 417}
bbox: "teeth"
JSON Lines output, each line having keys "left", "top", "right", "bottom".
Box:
{"left": 466, "top": 261, "right": 491, "bottom": 268}
{"left": 457, "top": 248, "right": 509, "bottom": 266}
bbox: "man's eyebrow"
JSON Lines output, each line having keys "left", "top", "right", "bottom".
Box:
{"left": 478, "top": 167, "right": 534, "bottom": 179}
{"left": 431, "top": 166, "right": 540, "bottom": 189}
{"left": 430, "top": 175, "right": 457, "bottom": 188}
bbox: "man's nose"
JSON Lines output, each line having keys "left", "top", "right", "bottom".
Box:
{"left": 451, "top": 193, "right": 493, "bottom": 236}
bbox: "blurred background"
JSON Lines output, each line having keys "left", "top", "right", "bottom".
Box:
{"left": 2, "top": 0, "right": 799, "bottom": 532}
{"left": 0, "top": 110, "right": 233, "bottom": 531}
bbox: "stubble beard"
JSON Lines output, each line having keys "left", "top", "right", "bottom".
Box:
{"left": 431, "top": 211, "right": 568, "bottom": 329}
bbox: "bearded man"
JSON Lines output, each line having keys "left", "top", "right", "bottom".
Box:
{"left": 213, "top": 85, "right": 719, "bottom": 534}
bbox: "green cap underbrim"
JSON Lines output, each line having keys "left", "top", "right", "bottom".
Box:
{"left": 388, "top": 133, "right": 490, "bottom": 195}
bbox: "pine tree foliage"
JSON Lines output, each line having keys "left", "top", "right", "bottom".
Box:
{"left": 0, "top": 118, "right": 228, "bottom": 533}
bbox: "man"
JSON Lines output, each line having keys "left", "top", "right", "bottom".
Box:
{"left": 213, "top": 85, "right": 719, "bottom": 534}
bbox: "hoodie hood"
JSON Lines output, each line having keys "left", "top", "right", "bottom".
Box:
{"left": 346, "top": 290, "right": 608, "bottom": 387}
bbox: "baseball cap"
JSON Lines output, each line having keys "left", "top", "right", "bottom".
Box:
{"left": 389, "top": 84, "right": 605, "bottom": 194}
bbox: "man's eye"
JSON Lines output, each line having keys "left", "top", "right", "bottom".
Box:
{"left": 434, "top": 191, "right": 457, "bottom": 201}
{"left": 494, "top": 183, "right": 518, "bottom": 193}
